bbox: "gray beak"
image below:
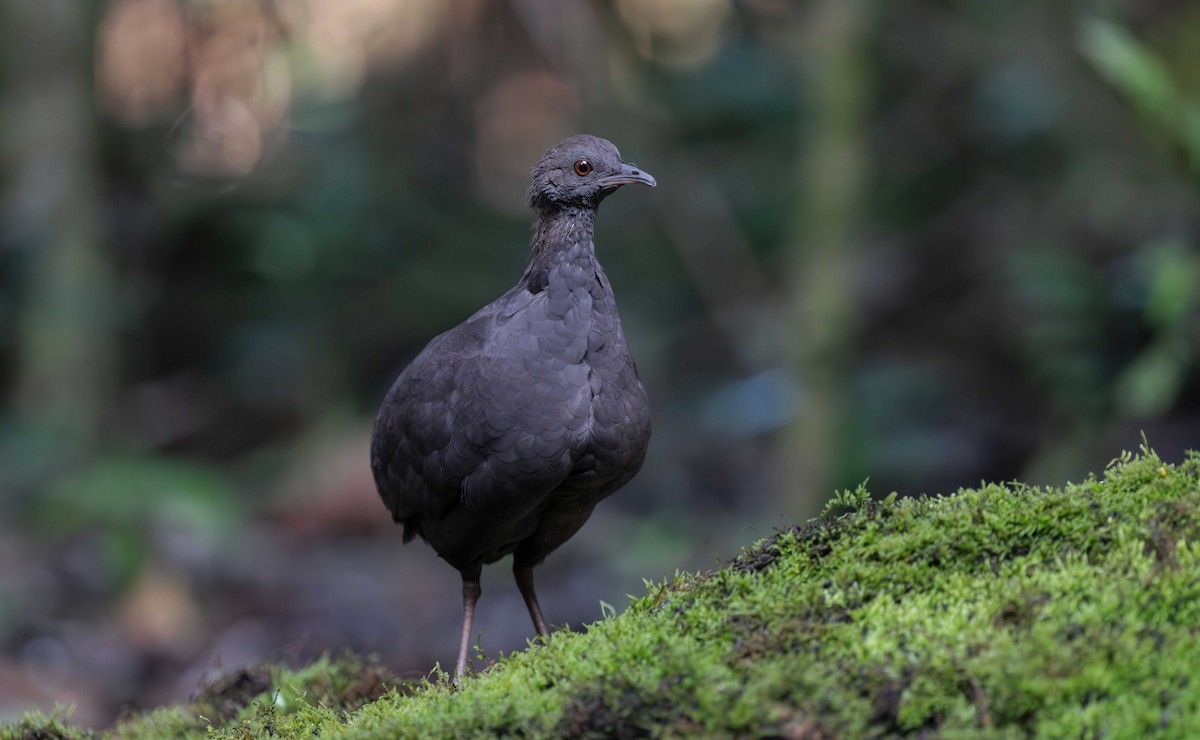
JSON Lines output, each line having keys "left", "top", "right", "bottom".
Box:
{"left": 597, "top": 163, "right": 657, "bottom": 189}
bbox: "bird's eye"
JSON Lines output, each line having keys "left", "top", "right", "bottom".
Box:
{"left": 573, "top": 159, "right": 592, "bottom": 176}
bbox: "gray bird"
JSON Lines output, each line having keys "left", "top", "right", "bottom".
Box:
{"left": 370, "top": 134, "right": 655, "bottom": 682}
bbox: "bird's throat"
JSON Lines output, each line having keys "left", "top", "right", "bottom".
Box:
{"left": 530, "top": 205, "right": 597, "bottom": 261}
{"left": 522, "top": 206, "right": 599, "bottom": 293}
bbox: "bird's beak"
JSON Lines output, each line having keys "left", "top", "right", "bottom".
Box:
{"left": 598, "top": 163, "right": 657, "bottom": 189}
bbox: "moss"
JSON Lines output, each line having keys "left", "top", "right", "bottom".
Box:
{"left": 7, "top": 448, "right": 1200, "bottom": 738}
{"left": 0, "top": 709, "right": 91, "bottom": 740}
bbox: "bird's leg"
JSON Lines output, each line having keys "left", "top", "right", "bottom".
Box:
{"left": 513, "top": 565, "right": 550, "bottom": 638}
{"left": 453, "top": 575, "right": 481, "bottom": 686}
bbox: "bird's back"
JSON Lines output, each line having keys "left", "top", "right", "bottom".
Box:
{"left": 370, "top": 249, "right": 650, "bottom": 571}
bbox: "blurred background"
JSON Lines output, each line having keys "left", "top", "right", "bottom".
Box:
{"left": 1, "top": 0, "right": 1198, "bottom": 727}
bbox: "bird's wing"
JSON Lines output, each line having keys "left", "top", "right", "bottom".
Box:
{"left": 370, "top": 287, "right": 592, "bottom": 538}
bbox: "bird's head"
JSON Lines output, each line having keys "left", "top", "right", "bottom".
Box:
{"left": 527, "top": 134, "right": 656, "bottom": 211}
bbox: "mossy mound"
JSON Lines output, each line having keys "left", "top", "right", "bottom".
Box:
{"left": 7, "top": 448, "right": 1200, "bottom": 738}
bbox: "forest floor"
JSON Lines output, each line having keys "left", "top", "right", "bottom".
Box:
{"left": 6, "top": 447, "right": 1200, "bottom": 738}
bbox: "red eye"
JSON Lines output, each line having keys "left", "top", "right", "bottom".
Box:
{"left": 573, "top": 159, "right": 592, "bottom": 176}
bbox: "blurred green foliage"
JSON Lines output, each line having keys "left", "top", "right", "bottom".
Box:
{"left": 1080, "top": 17, "right": 1200, "bottom": 176}
{"left": 37, "top": 457, "right": 241, "bottom": 587}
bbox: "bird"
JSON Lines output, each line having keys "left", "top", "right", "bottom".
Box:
{"left": 370, "top": 134, "right": 655, "bottom": 683}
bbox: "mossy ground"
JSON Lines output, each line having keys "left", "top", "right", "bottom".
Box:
{"left": 7, "top": 448, "right": 1200, "bottom": 738}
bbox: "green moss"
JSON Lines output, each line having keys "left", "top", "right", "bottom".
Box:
{"left": 0, "top": 708, "right": 91, "bottom": 740}
{"left": 8, "top": 449, "right": 1200, "bottom": 738}
{"left": 116, "top": 654, "right": 403, "bottom": 740}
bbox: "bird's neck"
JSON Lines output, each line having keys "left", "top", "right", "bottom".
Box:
{"left": 530, "top": 205, "right": 596, "bottom": 260}
{"left": 522, "top": 206, "right": 599, "bottom": 290}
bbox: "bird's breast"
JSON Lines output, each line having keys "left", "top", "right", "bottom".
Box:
{"left": 519, "top": 262, "right": 648, "bottom": 472}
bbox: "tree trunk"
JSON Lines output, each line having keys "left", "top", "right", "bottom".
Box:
{"left": 3, "top": 2, "right": 113, "bottom": 448}
{"left": 778, "top": 0, "right": 872, "bottom": 515}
